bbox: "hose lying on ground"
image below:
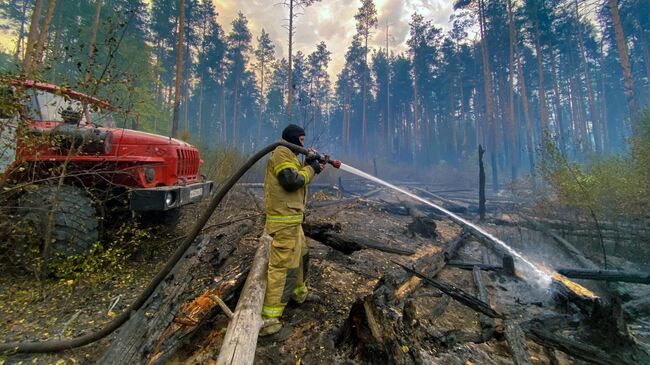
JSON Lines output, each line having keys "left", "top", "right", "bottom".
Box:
{"left": 0, "top": 141, "right": 310, "bottom": 354}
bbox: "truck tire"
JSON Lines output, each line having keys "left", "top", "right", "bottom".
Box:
{"left": 19, "top": 184, "right": 99, "bottom": 257}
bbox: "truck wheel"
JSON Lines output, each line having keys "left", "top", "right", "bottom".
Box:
{"left": 19, "top": 184, "right": 99, "bottom": 258}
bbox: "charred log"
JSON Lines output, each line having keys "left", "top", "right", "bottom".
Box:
{"left": 216, "top": 235, "right": 271, "bottom": 365}
{"left": 503, "top": 320, "right": 533, "bottom": 365}
{"left": 394, "top": 261, "right": 502, "bottom": 319}
{"left": 557, "top": 268, "right": 650, "bottom": 284}
{"left": 523, "top": 322, "right": 632, "bottom": 365}
{"left": 393, "top": 230, "right": 470, "bottom": 303}
{"left": 98, "top": 224, "right": 255, "bottom": 365}
{"left": 473, "top": 266, "right": 495, "bottom": 341}
{"left": 303, "top": 222, "right": 415, "bottom": 255}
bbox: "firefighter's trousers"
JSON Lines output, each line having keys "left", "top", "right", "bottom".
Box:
{"left": 261, "top": 222, "right": 309, "bottom": 319}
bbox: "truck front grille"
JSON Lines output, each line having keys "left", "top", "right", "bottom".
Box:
{"left": 176, "top": 148, "right": 199, "bottom": 181}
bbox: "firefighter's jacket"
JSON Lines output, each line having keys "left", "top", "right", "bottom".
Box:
{"left": 264, "top": 145, "right": 315, "bottom": 226}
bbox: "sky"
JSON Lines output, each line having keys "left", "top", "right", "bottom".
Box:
{"left": 213, "top": 0, "right": 455, "bottom": 78}
{"left": 0, "top": 0, "right": 456, "bottom": 79}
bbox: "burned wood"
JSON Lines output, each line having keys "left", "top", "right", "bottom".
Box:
{"left": 393, "top": 230, "right": 470, "bottom": 303}
{"left": 97, "top": 226, "right": 255, "bottom": 365}
{"left": 404, "top": 202, "right": 438, "bottom": 239}
{"left": 410, "top": 186, "right": 469, "bottom": 213}
{"left": 144, "top": 263, "right": 250, "bottom": 365}
{"left": 216, "top": 235, "right": 271, "bottom": 365}
{"left": 557, "top": 268, "right": 650, "bottom": 284}
{"left": 308, "top": 188, "right": 383, "bottom": 208}
{"left": 447, "top": 260, "right": 502, "bottom": 271}
{"left": 526, "top": 218, "right": 599, "bottom": 270}
{"left": 502, "top": 255, "right": 516, "bottom": 276}
{"left": 429, "top": 294, "right": 451, "bottom": 319}
{"left": 337, "top": 296, "right": 415, "bottom": 365}
{"left": 302, "top": 222, "right": 415, "bottom": 255}
{"left": 393, "top": 261, "right": 502, "bottom": 319}
{"left": 473, "top": 266, "right": 496, "bottom": 341}
{"left": 503, "top": 320, "right": 533, "bottom": 365}
{"left": 97, "top": 236, "right": 227, "bottom": 365}
{"left": 523, "top": 323, "right": 631, "bottom": 365}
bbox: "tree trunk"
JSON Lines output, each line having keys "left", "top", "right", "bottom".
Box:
{"left": 232, "top": 72, "right": 241, "bottom": 146}
{"left": 171, "top": 0, "right": 185, "bottom": 138}
{"left": 287, "top": 0, "right": 294, "bottom": 123}
{"left": 23, "top": 0, "right": 44, "bottom": 78}
{"left": 478, "top": 0, "right": 496, "bottom": 187}
{"left": 550, "top": 50, "right": 566, "bottom": 155}
{"left": 534, "top": 23, "right": 549, "bottom": 132}
{"left": 608, "top": 0, "right": 638, "bottom": 121}
{"left": 599, "top": 38, "right": 610, "bottom": 151}
{"left": 220, "top": 73, "right": 227, "bottom": 144}
{"left": 48, "top": 0, "right": 65, "bottom": 83}
{"left": 507, "top": 0, "right": 518, "bottom": 180}
{"left": 478, "top": 145, "right": 485, "bottom": 221}
{"left": 413, "top": 64, "right": 419, "bottom": 155}
{"left": 514, "top": 44, "right": 534, "bottom": 175}
{"left": 84, "top": 0, "right": 102, "bottom": 85}
{"left": 257, "top": 57, "right": 265, "bottom": 146}
{"left": 574, "top": 0, "right": 601, "bottom": 153}
{"left": 197, "top": 74, "right": 204, "bottom": 141}
{"left": 14, "top": 0, "right": 29, "bottom": 61}
{"left": 638, "top": 23, "right": 650, "bottom": 95}
{"left": 33, "top": 0, "right": 56, "bottom": 68}
{"left": 362, "top": 33, "right": 369, "bottom": 157}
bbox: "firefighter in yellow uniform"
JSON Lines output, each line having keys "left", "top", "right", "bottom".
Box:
{"left": 260, "top": 124, "right": 325, "bottom": 336}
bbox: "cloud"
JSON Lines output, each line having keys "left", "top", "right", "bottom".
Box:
{"left": 212, "top": 0, "right": 454, "bottom": 79}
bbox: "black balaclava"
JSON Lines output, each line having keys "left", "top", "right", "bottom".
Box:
{"left": 282, "top": 124, "right": 305, "bottom": 146}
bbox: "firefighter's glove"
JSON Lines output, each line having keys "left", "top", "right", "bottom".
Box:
{"left": 309, "top": 158, "right": 323, "bottom": 174}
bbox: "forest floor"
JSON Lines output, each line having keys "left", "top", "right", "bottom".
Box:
{"left": 1, "top": 183, "right": 650, "bottom": 364}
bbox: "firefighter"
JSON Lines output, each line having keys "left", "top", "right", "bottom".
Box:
{"left": 260, "top": 124, "right": 325, "bottom": 336}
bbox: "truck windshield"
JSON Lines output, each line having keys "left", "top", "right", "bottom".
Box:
{"left": 26, "top": 89, "right": 114, "bottom": 126}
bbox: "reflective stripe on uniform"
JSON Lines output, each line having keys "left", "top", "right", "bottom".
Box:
{"left": 273, "top": 161, "right": 300, "bottom": 176}
{"left": 266, "top": 213, "right": 304, "bottom": 223}
{"left": 299, "top": 170, "right": 311, "bottom": 185}
{"left": 261, "top": 305, "right": 285, "bottom": 318}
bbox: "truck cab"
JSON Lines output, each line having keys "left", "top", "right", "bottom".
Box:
{"left": 1, "top": 79, "right": 213, "bottom": 258}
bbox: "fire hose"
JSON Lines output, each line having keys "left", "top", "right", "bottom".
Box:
{"left": 0, "top": 141, "right": 341, "bottom": 353}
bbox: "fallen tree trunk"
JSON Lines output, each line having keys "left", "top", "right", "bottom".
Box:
{"left": 448, "top": 260, "right": 501, "bottom": 271}
{"left": 216, "top": 235, "right": 271, "bottom": 365}
{"left": 504, "top": 320, "right": 533, "bottom": 365}
{"left": 308, "top": 188, "right": 383, "bottom": 208}
{"left": 473, "top": 266, "right": 495, "bottom": 341}
{"left": 393, "top": 261, "right": 502, "bottom": 319}
{"left": 97, "top": 235, "right": 235, "bottom": 365}
{"left": 410, "top": 186, "right": 469, "bottom": 213}
{"left": 98, "top": 224, "right": 256, "bottom": 365}
{"left": 557, "top": 268, "right": 650, "bottom": 284}
{"left": 302, "top": 222, "right": 415, "bottom": 255}
{"left": 523, "top": 323, "right": 631, "bottom": 365}
{"left": 525, "top": 218, "right": 599, "bottom": 270}
{"left": 393, "top": 230, "right": 470, "bottom": 303}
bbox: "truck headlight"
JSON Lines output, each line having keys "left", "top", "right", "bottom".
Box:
{"left": 165, "top": 191, "right": 176, "bottom": 207}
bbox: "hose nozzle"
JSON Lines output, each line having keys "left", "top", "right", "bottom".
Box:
{"left": 311, "top": 152, "right": 342, "bottom": 169}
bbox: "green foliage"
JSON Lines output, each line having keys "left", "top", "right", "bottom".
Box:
{"left": 201, "top": 146, "right": 254, "bottom": 183}
{"left": 47, "top": 221, "right": 150, "bottom": 280}
{"left": 540, "top": 111, "right": 650, "bottom": 221}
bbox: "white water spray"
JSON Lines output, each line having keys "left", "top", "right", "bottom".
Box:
{"left": 338, "top": 163, "right": 553, "bottom": 287}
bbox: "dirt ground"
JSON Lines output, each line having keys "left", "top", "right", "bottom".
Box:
{"left": 1, "top": 185, "right": 649, "bottom": 364}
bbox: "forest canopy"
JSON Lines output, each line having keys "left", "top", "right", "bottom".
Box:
{"left": 0, "top": 0, "right": 649, "bottom": 189}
